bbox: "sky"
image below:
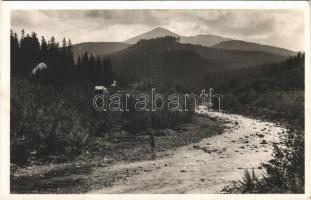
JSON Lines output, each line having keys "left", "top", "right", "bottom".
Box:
{"left": 11, "top": 10, "right": 305, "bottom": 51}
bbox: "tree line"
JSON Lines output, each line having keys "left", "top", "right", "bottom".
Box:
{"left": 10, "top": 29, "right": 115, "bottom": 87}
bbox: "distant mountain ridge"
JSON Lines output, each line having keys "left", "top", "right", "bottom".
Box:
{"left": 125, "top": 27, "right": 180, "bottom": 44}
{"left": 124, "top": 27, "right": 231, "bottom": 47}
{"left": 213, "top": 40, "right": 296, "bottom": 56}
{"left": 180, "top": 34, "right": 232, "bottom": 47}
{"left": 68, "top": 28, "right": 296, "bottom": 87}
{"left": 72, "top": 42, "right": 130, "bottom": 60}
{"left": 71, "top": 27, "right": 296, "bottom": 63}
{"left": 125, "top": 27, "right": 296, "bottom": 56}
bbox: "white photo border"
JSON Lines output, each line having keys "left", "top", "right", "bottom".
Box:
{"left": 0, "top": 1, "right": 310, "bottom": 199}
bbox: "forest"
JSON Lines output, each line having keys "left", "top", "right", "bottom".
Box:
{"left": 10, "top": 30, "right": 115, "bottom": 86}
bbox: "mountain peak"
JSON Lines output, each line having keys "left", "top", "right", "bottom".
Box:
{"left": 125, "top": 27, "right": 179, "bottom": 44}
{"left": 151, "top": 27, "right": 170, "bottom": 31}
{"left": 148, "top": 27, "right": 179, "bottom": 35}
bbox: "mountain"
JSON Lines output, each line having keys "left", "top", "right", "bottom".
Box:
{"left": 125, "top": 27, "right": 180, "bottom": 44}
{"left": 72, "top": 42, "right": 130, "bottom": 60}
{"left": 69, "top": 28, "right": 295, "bottom": 87}
{"left": 109, "top": 37, "right": 287, "bottom": 86}
{"left": 180, "top": 34, "right": 231, "bottom": 47}
{"left": 71, "top": 28, "right": 295, "bottom": 63}
{"left": 125, "top": 27, "right": 230, "bottom": 47}
{"left": 213, "top": 40, "right": 296, "bottom": 57}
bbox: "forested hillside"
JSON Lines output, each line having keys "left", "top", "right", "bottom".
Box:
{"left": 217, "top": 53, "right": 304, "bottom": 125}
{"left": 108, "top": 36, "right": 287, "bottom": 86}
{"left": 124, "top": 27, "right": 232, "bottom": 47}
{"left": 72, "top": 42, "right": 130, "bottom": 61}
{"left": 213, "top": 40, "right": 297, "bottom": 56}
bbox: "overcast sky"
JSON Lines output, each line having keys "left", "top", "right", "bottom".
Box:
{"left": 11, "top": 10, "right": 304, "bottom": 51}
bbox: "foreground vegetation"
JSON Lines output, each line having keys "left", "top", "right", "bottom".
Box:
{"left": 11, "top": 78, "right": 195, "bottom": 165}
{"left": 10, "top": 30, "right": 195, "bottom": 166}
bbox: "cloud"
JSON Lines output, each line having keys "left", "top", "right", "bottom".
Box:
{"left": 11, "top": 9, "right": 305, "bottom": 51}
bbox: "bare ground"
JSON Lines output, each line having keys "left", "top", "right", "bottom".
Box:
{"left": 11, "top": 114, "right": 222, "bottom": 193}
{"left": 88, "top": 111, "right": 285, "bottom": 193}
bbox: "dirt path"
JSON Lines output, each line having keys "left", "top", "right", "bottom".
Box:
{"left": 88, "top": 111, "right": 285, "bottom": 194}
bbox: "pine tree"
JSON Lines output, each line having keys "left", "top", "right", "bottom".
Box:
{"left": 62, "top": 38, "right": 67, "bottom": 49}
{"left": 20, "top": 32, "right": 39, "bottom": 76}
{"left": 11, "top": 29, "right": 115, "bottom": 87}
{"left": 10, "top": 30, "right": 20, "bottom": 76}
{"left": 65, "top": 39, "right": 76, "bottom": 83}
{"left": 21, "top": 29, "right": 25, "bottom": 41}
{"left": 39, "top": 36, "right": 48, "bottom": 62}
{"left": 104, "top": 57, "right": 114, "bottom": 85}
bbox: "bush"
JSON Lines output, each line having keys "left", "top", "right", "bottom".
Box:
{"left": 11, "top": 78, "right": 89, "bottom": 165}
{"left": 224, "top": 125, "right": 304, "bottom": 194}
{"left": 262, "top": 125, "right": 304, "bottom": 193}
{"left": 122, "top": 83, "right": 194, "bottom": 133}
{"left": 239, "top": 169, "right": 258, "bottom": 193}
{"left": 10, "top": 78, "right": 195, "bottom": 164}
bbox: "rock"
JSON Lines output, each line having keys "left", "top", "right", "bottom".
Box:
{"left": 111, "top": 130, "right": 130, "bottom": 137}
{"left": 260, "top": 140, "right": 268, "bottom": 144}
{"left": 112, "top": 138, "right": 120, "bottom": 143}
{"left": 180, "top": 170, "right": 186, "bottom": 172}
{"left": 156, "top": 129, "right": 176, "bottom": 136}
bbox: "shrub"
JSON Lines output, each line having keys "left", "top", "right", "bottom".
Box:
{"left": 11, "top": 78, "right": 89, "bottom": 165}
{"left": 225, "top": 125, "right": 304, "bottom": 193}
{"left": 122, "top": 83, "right": 194, "bottom": 134}
{"left": 262, "top": 126, "right": 304, "bottom": 193}
{"left": 239, "top": 169, "right": 258, "bottom": 193}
